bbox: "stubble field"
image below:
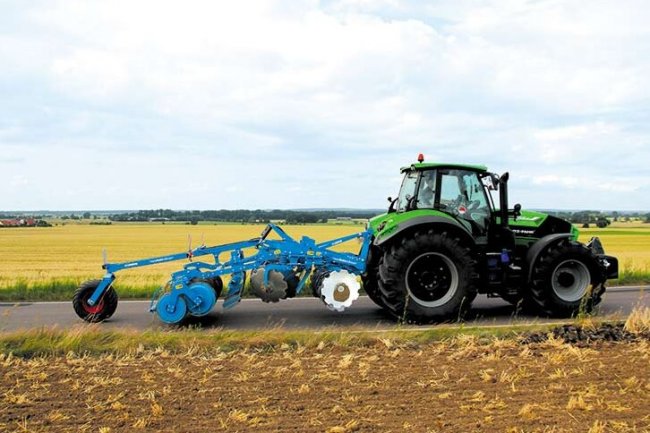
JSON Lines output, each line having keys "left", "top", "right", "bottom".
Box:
{"left": 1, "top": 331, "right": 649, "bottom": 433}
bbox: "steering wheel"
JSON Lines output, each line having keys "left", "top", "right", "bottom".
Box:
{"left": 467, "top": 200, "right": 481, "bottom": 211}
{"left": 446, "top": 195, "right": 467, "bottom": 215}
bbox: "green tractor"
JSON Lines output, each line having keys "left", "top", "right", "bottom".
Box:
{"left": 362, "top": 155, "right": 618, "bottom": 323}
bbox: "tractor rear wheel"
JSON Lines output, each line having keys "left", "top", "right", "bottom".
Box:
{"left": 528, "top": 240, "right": 605, "bottom": 317}
{"left": 361, "top": 247, "right": 386, "bottom": 309}
{"left": 73, "top": 279, "right": 119, "bottom": 323}
{"left": 378, "top": 230, "right": 478, "bottom": 323}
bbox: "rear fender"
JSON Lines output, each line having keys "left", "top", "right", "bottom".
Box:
{"left": 373, "top": 216, "right": 475, "bottom": 248}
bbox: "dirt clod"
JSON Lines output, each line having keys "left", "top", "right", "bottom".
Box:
{"left": 521, "top": 322, "right": 649, "bottom": 345}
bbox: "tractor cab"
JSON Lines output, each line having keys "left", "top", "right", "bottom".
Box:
{"left": 373, "top": 154, "right": 524, "bottom": 261}
{"left": 390, "top": 160, "right": 503, "bottom": 240}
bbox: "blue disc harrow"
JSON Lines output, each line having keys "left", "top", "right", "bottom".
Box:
{"left": 77, "top": 224, "right": 372, "bottom": 324}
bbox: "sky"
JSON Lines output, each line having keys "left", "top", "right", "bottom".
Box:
{"left": 1, "top": 0, "right": 649, "bottom": 211}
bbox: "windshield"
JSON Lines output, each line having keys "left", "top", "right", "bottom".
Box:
{"left": 396, "top": 171, "right": 419, "bottom": 212}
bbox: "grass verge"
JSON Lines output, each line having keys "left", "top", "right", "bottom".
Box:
{"left": 3, "top": 306, "right": 648, "bottom": 358}
{"left": 0, "top": 323, "right": 564, "bottom": 358}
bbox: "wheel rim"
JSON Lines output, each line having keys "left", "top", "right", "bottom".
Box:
{"left": 81, "top": 292, "right": 105, "bottom": 315}
{"left": 405, "top": 252, "right": 459, "bottom": 308}
{"left": 156, "top": 293, "right": 188, "bottom": 324}
{"left": 551, "top": 259, "right": 591, "bottom": 302}
{"left": 186, "top": 282, "right": 217, "bottom": 316}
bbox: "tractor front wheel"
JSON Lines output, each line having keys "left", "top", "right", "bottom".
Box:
{"left": 377, "top": 230, "right": 478, "bottom": 323}
{"left": 72, "top": 279, "right": 119, "bottom": 323}
{"left": 528, "top": 240, "right": 605, "bottom": 317}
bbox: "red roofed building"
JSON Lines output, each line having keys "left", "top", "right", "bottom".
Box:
{"left": 0, "top": 218, "right": 36, "bottom": 227}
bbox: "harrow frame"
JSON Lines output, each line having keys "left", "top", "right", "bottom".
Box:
{"left": 85, "top": 224, "right": 373, "bottom": 323}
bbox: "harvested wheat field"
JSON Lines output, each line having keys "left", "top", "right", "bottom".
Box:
{"left": 1, "top": 329, "right": 649, "bottom": 433}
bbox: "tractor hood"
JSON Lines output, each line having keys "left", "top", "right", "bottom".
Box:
{"left": 369, "top": 209, "right": 579, "bottom": 243}
{"left": 507, "top": 209, "right": 579, "bottom": 241}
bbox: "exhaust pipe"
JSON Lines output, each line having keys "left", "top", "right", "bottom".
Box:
{"left": 499, "top": 172, "right": 509, "bottom": 228}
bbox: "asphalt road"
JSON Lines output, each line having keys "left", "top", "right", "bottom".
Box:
{"left": 0, "top": 286, "right": 647, "bottom": 332}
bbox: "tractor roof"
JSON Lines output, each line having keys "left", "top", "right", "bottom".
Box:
{"left": 400, "top": 162, "right": 488, "bottom": 173}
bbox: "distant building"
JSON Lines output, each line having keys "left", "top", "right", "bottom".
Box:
{"left": 0, "top": 218, "right": 37, "bottom": 227}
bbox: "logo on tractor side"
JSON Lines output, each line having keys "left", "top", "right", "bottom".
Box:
{"left": 512, "top": 228, "right": 536, "bottom": 236}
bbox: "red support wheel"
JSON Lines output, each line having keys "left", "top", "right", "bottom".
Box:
{"left": 72, "top": 279, "right": 119, "bottom": 323}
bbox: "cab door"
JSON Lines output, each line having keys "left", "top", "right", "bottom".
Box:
{"left": 436, "top": 169, "right": 492, "bottom": 236}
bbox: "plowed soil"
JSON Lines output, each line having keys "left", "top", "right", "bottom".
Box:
{"left": 1, "top": 339, "right": 649, "bottom": 433}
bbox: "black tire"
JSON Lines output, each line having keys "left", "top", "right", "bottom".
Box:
{"left": 72, "top": 279, "right": 119, "bottom": 323}
{"left": 309, "top": 268, "right": 329, "bottom": 298}
{"left": 191, "top": 276, "right": 224, "bottom": 298}
{"left": 528, "top": 239, "right": 606, "bottom": 317}
{"left": 377, "top": 230, "right": 478, "bottom": 323}
{"left": 209, "top": 276, "right": 224, "bottom": 298}
{"left": 361, "top": 247, "right": 387, "bottom": 309}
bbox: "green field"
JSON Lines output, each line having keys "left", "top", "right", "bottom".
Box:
{"left": 0, "top": 222, "right": 648, "bottom": 301}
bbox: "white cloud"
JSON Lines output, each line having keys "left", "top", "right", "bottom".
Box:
{"left": 531, "top": 174, "right": 640, "bottom": 193}
{"left": 532, "top": 122, "right": 620, "bottom": 163}
{"left": 51, "top": 49, "right": 130, "bottom": 100}
{"left": 0, "top": 1, "right": 649, "bottom": 210}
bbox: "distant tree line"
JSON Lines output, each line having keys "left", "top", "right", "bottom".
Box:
{"left": 2, "top": 209, "right": 649, "bottom": 225}
{"left": 108, "top": 209, "right": 379, "bottom": 224}
{"left": 544, "top": 210, "right": 650, "bottom": 227}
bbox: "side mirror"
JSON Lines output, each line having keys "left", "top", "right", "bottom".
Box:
{"left": 490, "top": 174, "right": 500, "bottom": 190}
{"left": 387, "top": 196, "right": 397, "bottom": 213}
{"left": 512, "top": 203, "right": 522, "bottom": 221}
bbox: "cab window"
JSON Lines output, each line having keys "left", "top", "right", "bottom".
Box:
{"left": 438, "top": 170, "right": 491, "bottom": 232}
{"left": 416, "top": 170, "right": 436, "bottom": 208}
{"left": 439, "top": 172, "right": 461, "bottom": 208}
